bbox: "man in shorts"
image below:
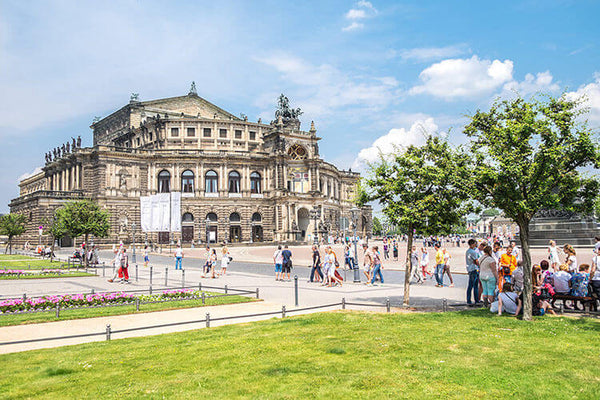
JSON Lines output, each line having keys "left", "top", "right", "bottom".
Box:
{"left": 273, "top": 245, "right": 283, "bottom": 281}
{"left": 281, "top": 245, "right": 292, "bottom": 281}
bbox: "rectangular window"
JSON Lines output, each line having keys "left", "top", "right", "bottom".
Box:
{"left": 137, "top": 138, "right": 141, "bottom": 146}
{"left": 219, "top": 128, "right": 227, "bottom": 138}
{"left": 234, "top": 129, "right": 242, "bottom": 139}
{"left": 203, "top": 128, "right": 212, "bottom": 137}
{"left": 171, "top": 128, "right": 179, "bottom": 137}
{"left": 149, "top": 132, "right": 153, "bottom": 141}
{"left": 187, "top": 128, "right": 195, "bottom": 137}
{"left": 249, "top": 131, "right": 256, "bottom": 140}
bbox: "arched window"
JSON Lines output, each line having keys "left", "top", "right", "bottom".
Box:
{"left": 251, "top": 212, "right": 262, "bottom": 222}
{"left": 250, "top": 172, "right": 261, "bottom": 194}
{"left": 206, "top": 212, "right": 218, "bottom": 222}
{"left": 205, "top": 170, "right": 218, "bottom": 193}
{"left": 181, "top": 170, "right": 194, "bottom": 193}
{"left": 158, "top": 170, "right": 171, "bottom": 193}
{"left": 228, "top": 171, "right": 240, "bottom": 193}
{"left": 229, "top": 212, "right": 241, "bottom": 222}
{"left": 182, "top": 213, "right": 194, "bottom": 223}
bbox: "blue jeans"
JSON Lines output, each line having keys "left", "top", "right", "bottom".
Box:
{"left": 175, "top": 257, "right": 182, "bottom": 270}
{"left": 371, "top": 264, "right": 383, "bottom": 284}
{"left": 435, "top": 264, "right": 445, "bottom": 286}
{"left": 467, "top": 270, "right": 479, "bottom": 304}
{"left": 310, "top": 266, "right": 324, "bottom": 282}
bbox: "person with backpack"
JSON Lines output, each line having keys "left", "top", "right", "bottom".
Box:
{"left": 281, "top": 245, "right": 292, "bottom": 281}
{"left": 493, "top": 282, "right": 521, "bottom": 315}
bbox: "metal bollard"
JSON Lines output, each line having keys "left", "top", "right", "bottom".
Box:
{"left": 55, "top": 305, "right": 60, "bottom": 318}
{"left": 165, "top": 267, "right": 168, "bottom": 287}
{"left": 294, "top": 275, "right": 299, "bottom": 307}
{"left": 106, "top": 324, "right": 111, "bottom": 341}
{"left": 342, "top": 297, "right": 346, "bottom": 310}
{"left": 149, "top": 266, "right": 153, "bottom": 286}
{"left": 181, "top": 269, "right": 185, "bottom": 288}
{"left": 559, "top": 303, "right": 564, "bottom": 314}
{"left": 91, "top": 289, "right": 95, "bottom": 295}
{"left": 225, "top": 284, "right": 228, "bottom": 294}
{"left": 206, "top": 313, "right": 210, "bottom": 328}
{"left": 442, "top": 298, "right": 448, "bottom": 312}
{"left": 282, "top": 305, "right": 286, "bottom": 318}
{"left": 149, "top": 285, "right": 152, "bottom": 295}
{"left": 103, "top": 262, "right": 105, "bottom": 277}
{"left": 202, "top": 292, "right": 206, "bottom": 305}
{"left": 23, "top": 293, "right": 26, "bottom": 302}
{"left": 256, "top": 288, "right": 260, "bottom": 299}
{"left": 386, "top": 297, "right": 391, "bottom": 313}
{"left": 135, "top": 264, "right": 138, "bottom": 282}
{"left": 199, "top": 282, "right": 202, "bottom": 291}
{"left": 135, "top": 298, "right": 140, "bottom": 311}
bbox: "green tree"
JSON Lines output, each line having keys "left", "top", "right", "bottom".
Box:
{"left": 0, "top": 213, "right": 27, "bottom": 254}
{"left": 55, "top": 200, "right": 110, "bottom": 267}
{"left": 464, "top": 95, "right": 599, "bottom": 320}
{"left": 372, "top": 216, "right": 383, "bottom": 236}
{"left": 366, "top": 136, "right": 473, "bottom": 305}
{"left": 42, "top": 215, "right": 68, "bottom": 262}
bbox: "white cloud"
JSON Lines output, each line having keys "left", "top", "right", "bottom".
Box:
{"left": 566, "top": 72, "right": 600, "bottom": 124}
{"left": 342, "top": 22, "right": 364, "bottom": 32}
{"left": 400, "top": 44, "right": 470, "bottom": 62}
{"left": 17, "top": 166, "right": 43, "bottom": 182}
{"left": 342, "top": 1, "right": 377, "bottom": 32}
{"left": 501, "top": 70, "right": 560, "bottom": 96}
{"left": 410, "top": 56, "right": 514, "bottom": 100}
{"left": 346, "top": 9, "right": 367, "bottom": 19}
{"left": 256, "top": 54, "right": 400, "bottom": 122}
{"left": 352, "top": 117, "right": 441, "bottom": 170}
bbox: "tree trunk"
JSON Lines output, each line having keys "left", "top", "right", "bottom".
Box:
{"left": 518, "top": 219, "right": 532, "bottom": 320}
{"left": 403, "top": 224, "right": 414, "bottom": 306}
{"left": 84, "top": 233, "right": 89, "bottom": 269}
{"left": 8, "top": 237, "right": 12, "bottom": 255}
{"left": 50, "top": 236, "right": 55, "bottom": 263}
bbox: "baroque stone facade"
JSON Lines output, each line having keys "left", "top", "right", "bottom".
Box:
{"left": 10, "top": 90, "right": 372, "bottom": 246}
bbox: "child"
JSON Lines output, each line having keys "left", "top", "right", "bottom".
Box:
{"left": 143, "top": 245, "right": 149, "bottom": 268}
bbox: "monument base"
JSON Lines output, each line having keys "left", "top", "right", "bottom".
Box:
{"left": 525, "top": 213, "right": 600, "bottom": 247}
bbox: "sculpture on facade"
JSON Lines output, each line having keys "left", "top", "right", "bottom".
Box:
{"left": 77, "top": 136, "right": 81, "bottom": 148}
{"left": 189, "top": 81, "right": 197, "bottom": 96}
{"left": 66, "top": 141, "right": 70, "bottom": 153}
{"left": 274, "top": 94, "right": 303, "bottom": 121}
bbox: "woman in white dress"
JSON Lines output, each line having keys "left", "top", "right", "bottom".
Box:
{"left": 220, "top": 243, "right": 230, "bottom": 275}
{"left": 548, "top": 240, "right": 560, "bottom": 272}
{"left": 563, "top": 244, "right": 577, "bottom": 273}
{"left": 322, "top": 247, "right": 332, "bottom": 286}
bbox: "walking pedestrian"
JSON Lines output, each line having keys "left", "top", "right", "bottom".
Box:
{"left": 434, "top": 243, "right": 445, "bottom": 287}
{"left": 362, "top": 244, "right": 373, "bottom": 283}
{"left": 143, "top": 245, "right": 149, "bottom": 268}
{"left": 369, "top": 246, "right": 384, "bottom": 285}
{"left": 410, "top": 245, "right": 422, "bottom": 284}
{"left": 273, "top": 245, "right": 283, "bottom": 281}
{"left": 442, "top": 247, "right": 454, "bottom": 287}
{"left": 309, "top": 245, "right": 323, "bottom": 283}
{"left": 420, "top": 247, "right": 430, "bottom": 279}
{"left": 220, "top": 242, "right": 230, "bottom": 275}
{"left": 465, "top": 239, "right": 480, "bottom": 306}
{"left": 174, "top": 245, "right": 184, "bottom": 270}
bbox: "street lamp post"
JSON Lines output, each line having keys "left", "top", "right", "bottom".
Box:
{"left": 205, "top": 217, "right": 210, "bottom": 245}
{"left": 310, "top": 207, "right": 320, "bottom": 246}
{"left": 350, "top": 207, "right": 361, "bottom": 283}
{"left": 131, "top": 223, "right": 137, "bottom": 263}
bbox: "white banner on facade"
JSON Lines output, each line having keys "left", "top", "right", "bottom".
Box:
{"left": 170, "top": 191, "right": 181, "bottom": 232}
{"left": 140, "top": 196, "right": 152, "bottom": 232}
{"left": 140, "top": 193, "right": 181, "bottom": 232}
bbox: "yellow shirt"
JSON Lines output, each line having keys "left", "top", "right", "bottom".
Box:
{"left": 435, "top": 249, "right": 445, "bottom": 265}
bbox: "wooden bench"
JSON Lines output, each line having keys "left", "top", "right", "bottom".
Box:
{"left": 551, "top": 294, "right": 596, "bottom": 312}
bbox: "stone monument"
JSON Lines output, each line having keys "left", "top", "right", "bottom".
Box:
{"left": 526, "top": 210, "right": 600, "bottom": 246}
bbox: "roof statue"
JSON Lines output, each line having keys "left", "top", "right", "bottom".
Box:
{"left": 273, "top": 94, "right": 303, "bottom": 125}
{"left": 188, "top": 81, "right": 197, "bottom": 96}
{"left": 130, "top": 93, "right": 139, "bottom": 102}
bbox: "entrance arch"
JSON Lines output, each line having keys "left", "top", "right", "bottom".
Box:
{"left": 297, "top": 208, "right": 310, "bottom": 240}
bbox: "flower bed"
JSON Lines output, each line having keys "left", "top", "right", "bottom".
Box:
{"left": 0, "top": 289, "right": 204, "bottom": 313}
{"left": 0, "top": 270, "right": 26, "bottom": 276}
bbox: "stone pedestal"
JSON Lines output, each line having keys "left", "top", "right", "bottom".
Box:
{"left": 526, "top": 213, "right": 600, "bottom": 247}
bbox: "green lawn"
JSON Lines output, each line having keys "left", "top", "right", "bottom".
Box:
{"left": 0, "top": 272, "right": 94, "bottom": 280}
{"left": 0, "top": 293, "right": 256, "bottom": 327}
{"left": 0, "top": 310, "right": 598, "bottom": 399}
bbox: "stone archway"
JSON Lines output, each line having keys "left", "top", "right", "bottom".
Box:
{"left": 297, "top": 208, "right": 310, "bottom": 240}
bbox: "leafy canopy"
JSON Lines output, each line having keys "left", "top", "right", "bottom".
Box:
{"left": 464, "top": 95, "right": 599, "bottom": 226}
{"left": 366, "top": 136, "right": 473, "bottom": 235}
{"left": 0, "top": 213, "right": 27, "bottom": 239}
{"left": 55, "top": 200, "right": 110, "bottom": 239}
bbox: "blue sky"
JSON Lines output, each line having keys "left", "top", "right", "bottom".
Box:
{"left": 1, "top": 0, "right": 599, "bottom": 212}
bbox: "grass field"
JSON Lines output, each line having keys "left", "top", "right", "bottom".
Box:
{"left": 0, "top": 310, "right": 598, "bottom": 399}
{"left": 0, "top": 293, "right": 256, "bottom": 327}
{"left": 0, "top": 272, "right": 93, "bottom": 280}
{"left": 0, "top": 254, "right": 67, "bottom": 269}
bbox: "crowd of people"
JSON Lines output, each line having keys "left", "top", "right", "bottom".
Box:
{"left": 462, "top": 236, "right": 600, "bottom": 316}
